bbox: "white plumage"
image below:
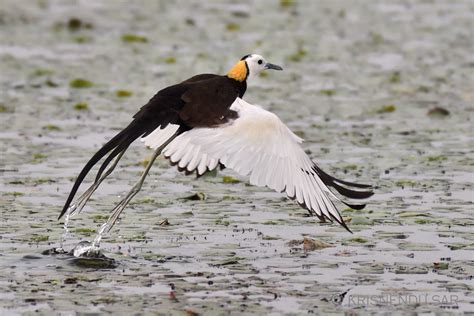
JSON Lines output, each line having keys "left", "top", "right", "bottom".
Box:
{"left": 141, "top": 98, "right": 345, "bottom": 223}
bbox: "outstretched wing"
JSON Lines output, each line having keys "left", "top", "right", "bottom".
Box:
{"left": 146, "top": 98, "right": 373, "bottom": 230}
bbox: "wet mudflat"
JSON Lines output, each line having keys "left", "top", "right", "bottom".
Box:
{"left": 0, "top": 0, "right": 473, "bottom": 314}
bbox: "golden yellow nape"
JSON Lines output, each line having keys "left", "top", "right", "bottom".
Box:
{"left": 227, "top": 60, "right": 247, "bottom": 82}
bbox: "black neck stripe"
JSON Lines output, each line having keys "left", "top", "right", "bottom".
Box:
{"left": 244, "top": 61, "right": 249, "bottom": 81}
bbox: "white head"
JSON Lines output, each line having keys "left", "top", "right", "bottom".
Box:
{"left": 227, "top": 54, "right": 283, "bottom": 82}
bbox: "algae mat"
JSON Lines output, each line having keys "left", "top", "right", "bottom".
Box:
{"left": 0, "top": 0, "right": 473, "bottom": 314}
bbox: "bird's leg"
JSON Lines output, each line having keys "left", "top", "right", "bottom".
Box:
{"left": 90, "top": 136, "right": 177, "bottom": 249}
{"left": 68, "top": 149, "right": 127, "bottom": 217}
{"left": 106, "top": 148, "right": 160, "bottom": 232}
{"left": 90, "top": 147, "right": 161, "bottom": 249}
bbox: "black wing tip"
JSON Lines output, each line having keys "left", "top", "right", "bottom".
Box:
{"left": 58, "top": 203, "right": 69, "bottom": 220}
{"left": 327, "top": 212, "right": 352, "bottom": 233}
{"left": 343, "top": 202, "right": 367, "bottom": 210}
{"left": 312, "top": 164, "right": 374, "bottom": 190}
{"left": 298, "top": 201, "right": 352, "bottom": 233}
{"left": 339, "top": 220, "right": 353, "bottom": 234}
{"left": 326, "top": 203, "right": 353, "bottom": 233}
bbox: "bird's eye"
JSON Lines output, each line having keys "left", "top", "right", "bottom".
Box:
{"left": 258, "top": 60, "right": 263, "bottom": 65}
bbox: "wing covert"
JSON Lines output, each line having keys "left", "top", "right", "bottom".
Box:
{"left": 160, "top": 98, "right": 369, "bottom": 227}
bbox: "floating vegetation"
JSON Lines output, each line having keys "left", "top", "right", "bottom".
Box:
{"left": 225, "top": 23, "right": 240, "bottom": 31}
{"left": 164, "top": 57, "right": 176, "bottom": 64}
{"left": 121, "top": 34, "right": 148, "bottom": 43}
{"left": 398, "top": 211, "right": 429, "bottom": 218}
{"left": 67, "top": 17, "right": 93, "bottom": 31}
{"left": 398, "top": 242, "right": 435, "bottom": 251}
{"left": 395, "top": 180, "right": 417, "bottom": 187}
{"left": 33, "top": 178, "right": 56, "bottom": 185}
{"left": 418, "top": 85, "right": 430, "bottom": 93}
{"left": 347, "top": 237, "right": 368, "bottom": 244}
{"left": 433, "top": 262, "right": 449, "bottom": 270}
{"left": 183, "top": 192, "right": 207, "bottom": 200}
{"left": 280, "top": 0, "right": 295, "bottom": 8}
{"left": 0, "top": 104, "right": 9, "bottom": 113}
{"left": 33, "top": 153, "right": 47, "bottom": 160}
{"left": 427, "top": 106, "right": 450, "bottom": 117}
{"left": 395, "top": 265, "right": 429, "bottom": 274}
{"left": 30, "top": 235, "right": 49, "bottom": 243}
{"left": 389, "top": 71, "right": 401, "bottom": 83}
{"left": 73, "top": 102, "right": 89, "bottom": 110}
{"left": 73, "top": 35, "right": 92, "bottom": 43}
{"left": 92, "top": 215, "right": 108, "bottom": 222}
{"left": 116, "top": 90, "right": 133, "bottom": 97}
{"left": 70, "top": 257, "right": 117, "bottom": 269}
{"left": 41, "top": 248, "right": 68, "bottom": 256}
{"left": 376, "top": 104, "right": 396, "bottom": 113}
{"left": 349, "top": 216, "right": 374, "bottom": 225}
{"left": 222, "top": 176, "right": 240, "bottom": 183}
{"left": 319, "top": 89, "right": 336, "bottom": 96}
{"left": 42, "top": 124, "right": 61, "bottom": 131}
{"left": 8, "top": 180, "right": 24, "bottom": 185}
{"left": 371, "top": 32, "right": 384, "bottom": 45}
{"left": 45, "top": 79, "right": 59, "bottom": 87}
{"left": 69, "top": 78, "right": 93, "bottom": 88}
{"left": 32, "top": 68, "right": 54, "bottom": 77}
{"left": 426, "top": 155, "right": 447, "bottom": 162}
{"left": 133, "top": 197, "right": 155, "bottom": 204}
{"left": 414, "top": 218, "right": 432, "bottom": 224}
{"left": 446, "top": 243, "right": 469, "bottom": 251}
{"left": 2, "top": 1, "right": 473, "bottom": 314}
{"left": 209, "top": 258, "right": 240, "bottom": 267}
{"left": 74, "top": 228, "right": 96, "bottom": 236}
{"left": 3, "top": 191, "right": 24, "bottom": 197}
{"left": 214, "top": 218, "right": 230, "bottom": 226}
{"left": 343, "top": 164, "right": 358, "bottom": 170}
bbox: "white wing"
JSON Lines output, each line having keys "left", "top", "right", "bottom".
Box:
{"left": 141, "top": 123, "right": 180, "bottom": 149}
{"left": 157, "top": 98, "right": 352, "bottom": 225}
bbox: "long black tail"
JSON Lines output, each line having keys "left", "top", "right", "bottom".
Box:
{"left": 58, "top": 123, "right": 144, "bottom": 219}
{"left": 312, "top": 164, "right": 374, "bottom": 209}
{"left": 94, "top": 140, "right": 131, "bottom": 182}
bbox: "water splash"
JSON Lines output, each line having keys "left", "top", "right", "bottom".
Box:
{"left": 91, "top": 222, "right": 108, "bottom": 249}
{"left": 68, "top": 223, "right": 108, "bottom": 258}
{"left": 72, "top": 240, "right": 93, "bottom": 257}
{"left": 58, "top": 212, "right": 70, "bottom": 250}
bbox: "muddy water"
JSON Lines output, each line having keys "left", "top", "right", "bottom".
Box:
{"left": 0, "top": 0, "right": 473, "bottom": 314}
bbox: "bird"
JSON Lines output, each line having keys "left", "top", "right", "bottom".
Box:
{"left": 58, "top": 54, "right": 373, "bottom": 234}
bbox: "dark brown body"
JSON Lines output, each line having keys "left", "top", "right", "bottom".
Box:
{"left": 59, "top": 74, "right": 246, "bottom": 218}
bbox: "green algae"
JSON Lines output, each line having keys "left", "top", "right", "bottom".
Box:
{"left": 69, "top": 78, "right": 93, "bottom": 88}
{"left": 121, "top": 34, "right": 148, "bottom": 43}
{"left": 116, "top": 90, "right": 133, "bottom": 97}
{"left": 74, "top": 228, "right": 97, "bottom": 236}
{"left": 42, "top": 124, "right": 61, "bottom": 131}
{"left": 73, "top": 102, "right": 89, "bottom": 110}
{"left": 30, "top": 235, "right": 49, "bottom": 242}
{"left": 225, "top": 23, "right": 240, "bottom": 31}
{"left": 222, "top": 176, "right": 240, "bottom": 184}
{"left": 376, "top": 104, "right": 396, "bottom": 114}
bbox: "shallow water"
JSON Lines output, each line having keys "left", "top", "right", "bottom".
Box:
{"left": 1, "top": 0, "right": 473, "bottom": 314}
